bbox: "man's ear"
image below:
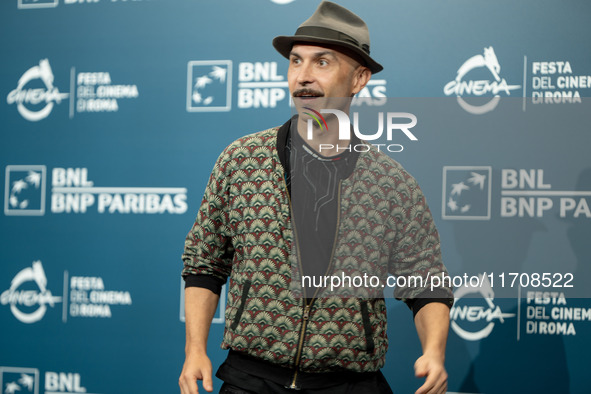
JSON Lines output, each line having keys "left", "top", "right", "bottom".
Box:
{"left": 352, "top": 66, "right": 372, "bottom": 95}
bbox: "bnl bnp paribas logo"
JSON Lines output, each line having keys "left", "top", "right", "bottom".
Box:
{"left": 0, "top": 367, "right": 38, "bottom": 394}
{"left": 4, "top": 166, "right": 187, "bottom": 216}
{"left": 186, "top": 60, "right": 233, "bottom": 112}
{"left": 17, "top": 0, "right": 150, "bottom": 8}
{"left": 1, "top": 367, "right": 98, "bottom": 394}
{"left": 186, "top": 60, "right": 387, "bottom": 112}
{"left": 18, "top": 0, "right": 57, "bottom": 9}
{"left": 444, "top": 46, "right": 521, "bottom": 114}
{"left": 443, "top": 167, "right": 591, "bottom": 220}
{"left": 442, "top": 166, "right": 492, "bottom": 220}
{"left": 4, "top": 166, "right": 46, "bottom": 216}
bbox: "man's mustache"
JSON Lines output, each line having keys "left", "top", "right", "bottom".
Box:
{"left": 292, "top": 88, "right": 324, "bottom": 97}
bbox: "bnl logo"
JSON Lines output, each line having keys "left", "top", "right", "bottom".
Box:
{"left": 18, "top": 0, "right": 58, "bottom": 9}
{"left": 4, "top": 166, "right": 46, "bottom": 216}
{"left": 0, "top": 367, "right": 39, "bottom": 394}
{"left": 442, "top": 166, "right": 492, "bottom": 220}
{"left": 186, "top": 60, "right": 232, "bottom": 112}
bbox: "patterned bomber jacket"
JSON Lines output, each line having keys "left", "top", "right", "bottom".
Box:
{"left": 182, "top": 120, "right": 453, "bottom": 374}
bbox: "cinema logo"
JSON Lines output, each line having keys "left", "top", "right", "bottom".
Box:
{"left": 450, "top": 274, "right": 515, "bottom": 341}
{"left": 0, "top": 261, "right": 62, "bottom": 324}
{"left": 531, "top": 60, "right": 586, "bottom": 104}
{"left": 1, "top": 260, "right": 134, "bottom": 322}
{"left": 4, "top": 166, "right": 187, "bottom": 215}
{"left": 75, "top": 71, "right": 139, "bottom": 113}
{"left": 67, "top": 275, "right": 132, "bottom": 319}
{"left": 6, "top": 60, "right": 139, "bottom": 120}
{"left": 444, "top": 46, "right": 521, "bottom": 114}
{"left": 6, "top": 59, "right": 69, "bottom": 121}
{"left": 301, "top": 108, "right": 417, "bottom": 153}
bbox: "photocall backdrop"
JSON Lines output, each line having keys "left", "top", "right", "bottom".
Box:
{"left": 1, "top": 0, "right": 590, "bottom": 393}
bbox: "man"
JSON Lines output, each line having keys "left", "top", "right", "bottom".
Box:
{"left": 179, "top": 2, "right": 453, "bottom": 393}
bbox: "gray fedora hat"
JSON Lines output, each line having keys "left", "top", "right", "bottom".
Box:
{"left": 272, "top": 1, "right": 383, "bottom": 74}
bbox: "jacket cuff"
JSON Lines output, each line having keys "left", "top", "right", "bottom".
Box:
{"left": 404, "top": 288, "right": 454, "bottom": 318}
{"left": 183, "top": 274, "right": 225, "bottom": 296}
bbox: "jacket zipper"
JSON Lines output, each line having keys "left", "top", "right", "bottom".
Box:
{"left": 284, "top": 177, "right": 343, "bottom": 389}
{"left": 288, "top": 303, "right": 310, "bottom": 389}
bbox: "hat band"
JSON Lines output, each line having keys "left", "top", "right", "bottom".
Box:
{"left": 294, "top": 26, "right": 370, "bottom": 55}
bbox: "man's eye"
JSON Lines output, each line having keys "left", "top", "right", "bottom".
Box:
{"left": 318, "top": 59, "right": 328, "bottom": 66}
{"left": 291, "top": 58, "right": 301, "bottom": 65}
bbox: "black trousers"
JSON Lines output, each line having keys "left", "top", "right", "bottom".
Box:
{"left": 218, "top": 371, "right": 393, "bottom": 394}
{"left": 216, "top": 350, "right": 393, "bottom": 394}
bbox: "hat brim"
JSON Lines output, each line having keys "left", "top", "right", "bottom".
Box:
{"left": 273, "top": 35, "right": 383, "bottom": 74}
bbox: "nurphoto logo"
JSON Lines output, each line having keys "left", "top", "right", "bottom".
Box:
{"left": 0, "top": 261, "right": 62, "bottom": 324}
{"left": 300, "top": 107, "right": 417, "bottom": 153}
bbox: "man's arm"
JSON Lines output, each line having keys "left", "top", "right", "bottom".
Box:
{"left": 179, "top": 287, "right": 220, "bottom": 394}
{"left": 413, "top": 302, "right": 450, "bottom": 394}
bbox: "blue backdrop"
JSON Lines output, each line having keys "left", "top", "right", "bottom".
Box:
{"left": 1, "top": 1, "right": 590, "bottom": 393}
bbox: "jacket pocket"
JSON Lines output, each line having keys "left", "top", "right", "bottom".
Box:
{"left": 359, "top": 300, "right": 375, "bottom": 353}
{"left": 230, "top": 279, "right": 251, "bottom": 330}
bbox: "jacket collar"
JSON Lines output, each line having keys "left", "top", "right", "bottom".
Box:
{"left": 276, "top": 116, "right": 293, "bottom": 173}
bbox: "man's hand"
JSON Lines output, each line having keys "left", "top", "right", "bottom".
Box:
{"left": 179, "top": 352, "right": 214, "bottom": 394}
{"left": 413, "top": 302, "right": 451, "bottom": 394}
{"left": 414, "top": 353, "right": 447, "bottom": 394}
{"left": 179, "top": 287, "right": 220, "bottom": 394}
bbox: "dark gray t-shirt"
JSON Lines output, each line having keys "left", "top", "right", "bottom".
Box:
{"left": 287, "top": 119, "right": 360, "bottom": 298}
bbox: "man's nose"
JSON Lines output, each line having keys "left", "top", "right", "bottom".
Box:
{"left": 296, "top": 62, "right": 314, "bottom": 85}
